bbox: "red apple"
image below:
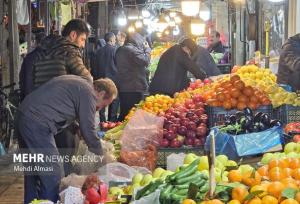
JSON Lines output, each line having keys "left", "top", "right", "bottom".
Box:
{"left": 200, "top": 114, "right": 208, "bottom": 124}
{"left": 184, "top": 137, "right": 195, "bottom": 146}
{"left": 160, "top": 138, "right": 170, "bottom": 147}
{"left": 178, "top": 126, "right": 187, "bottom": 136}
{"left": 187, "top": 121, "right": 197, "bottom": 131}
{"left": 293, "top": 135, "right": 300, "bottom": 143}
{"left": 194, "top": 108, "right": 205, "bottom": 117}
{"left": 170, "top": 139, "right": 182, "bottom": 148}
{"left": 203, "top": 78, "right": 211, "bottom": 84}
{"left": 192, "top": 94, "right": 204, "bottom": 103}
{"left": 165, "top": 131, "right": 176, "bottom": 141}
{"left": 168, "top": 124, "right": 178, "bottom": 133}
{"left": 194, "top": 138, "right": 202, "bottom": 147}
{"left": 196, "top": 126, "right": 207, "bottom": 137}
{"left": 186, "top": 130, "right": 196, "bottom": 138}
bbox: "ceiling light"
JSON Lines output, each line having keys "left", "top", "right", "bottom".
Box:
{"left": 141, "top": 9, "right": 151, "bottom": 18}
{"left": 181, "top": 0, "right": 200, "bottom": 16}
{"left": 135, "top": 20, "right": 143, "bottom": 28}
{"left": 191, "top": 18, "right": 205, "bottom": 36}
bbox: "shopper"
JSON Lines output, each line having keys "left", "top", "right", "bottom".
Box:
{"left": 207, "top": 31, "right": 225, "bottom": 53}
{"left": 93, "top": 32, "right": 119, "bottom": 122}
{"left": 113, "top": 30, "right": 126, "bottom": 47}
{"left": 149, "top": 38, "right": 207, "bottom": 96}
{"left": 33, "top": 18, "right": 92, "bottom": 88}
{"left": 193, "top": 45, "right": 221, "bottom": 77}
{"left": 277, "top": 33, "right": 300, "bottom": 91}
{"left": 115, "top": 32, "right": 151, "bottom": 121}
{"left": 19, "top": 32, "right": 46, "bottom": 101}
{"left": 16, "top": 76, "right": 117, "bottom": 203}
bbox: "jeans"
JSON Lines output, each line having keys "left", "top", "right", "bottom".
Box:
{"left": 16, "top": 113, "right": 62, "bottom": 204}
{"left": 118, "top": 92, "right": 144, "bottom": 121}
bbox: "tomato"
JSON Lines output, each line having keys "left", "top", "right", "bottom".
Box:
{"left": 285, "top": 122, "right": 300, "bottom": 134}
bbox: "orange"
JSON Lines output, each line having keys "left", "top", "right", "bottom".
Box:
{"left": 182, "top": 199, "right": 196, "bottom": 204}
{"left": 231, "top": 88, "right": 241, "bottom": 98}
{"left": 230, "top": 75, "right": 241, "bottom": 83}
{"left": 281, "top": 178, "right": 297, "bottom": 187}
{"left": 289, "top": 158, "right": 300, "bottom": 169}
{"left": 246, "top": 197, "right": 262, "bottom": 204}
{"left": 228, "top": 170, "right": 243, "bottom": 182}
{"left": 209, "top": 199, "right": 224, "bottom": 204}
{"left": 237, "top": 102, "right": 247, "bottom": 111}
{"left": 292, "top": 168, "right": 300, "bottom": 180}
{"left": 247, "top": 101, "right": 258, "bottom": 110}
{"left": 216, "top": 92, "right": 226, "bottom": 101}
{"left": 228, "top": 200, "right": 241, "bottom": 204}
{"left": 250, "top": 95, "right": 259, "bottom": 103}
{"left": 261, "top": 195, "right": 278, "bottom": 204}
{"left": 280, "top": 198, "right": 299, "bottom": 204}
{"left": 230, "top": 98, "right": 238, "bottom": 108}
{"left": 223, "top": 101, "right": 232, "bottom": 110}
{"left": 295, "top": 192, "right": 300, "bottom": 203}
{"left": 269, "top": 167, "right": 286, "bottom": 181}
{"left": 282, "top": 168, "right": 293, "bottom": 178}
{"left": 243, "top": 86, "right": 254, "bottom": 97}
{"left": 232, "top": 186, "right": 249, "bottom": 202}
{"left": 267, "top": 181, "right": 285, "bottom": 198}
{"left": 269, "top": 159, "right": 280, "bottom": 169}
{"left": 257, "top": 166, "right": 269, "bottom": 177}
{"left": 242, "top": 171, "right": 262, "bottom": 187}
{"left": 238, "top": 95, "right": 248, "bottom": 103}
{"left": 234, "top": 80, "right": 245, "bottom": 90}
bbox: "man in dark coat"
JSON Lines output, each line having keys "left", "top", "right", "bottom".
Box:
{"left": 207, "top": 31, "right": 225, "bottom": 53}
{"left": 115, "top": 32, "right": 151, "bottom": 121}
{"left": 16, "top": 76, "right": 117, "bottom": 203}
{"left": 193, "top": 45, "right": 221, "bottom": 76}
{"left": 277, "top": 33, "right": 300, "bottom": 91}
{"left": 149, "top": 38, "right": 207, "bottom": 96}
{"left": 19, "top": 32, "right": 46, "bottom": 101}
{"left": 93, "top": 32, "right": 119, "bottom": 122}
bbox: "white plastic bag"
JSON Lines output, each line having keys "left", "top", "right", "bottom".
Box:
{"left": 60, "top": 173, "right": 87, "bottom": 191}
{"left": 132, "top": 189, "right": 161, "bottom": 204}
{"left": 97, "top": 162, "right": 151, "bottom": 184}
{"left": 59, "top": 186, "right": 84, "bottom": 204}
{"left": 167, "top": 153, "right": 186, "bottom": 172}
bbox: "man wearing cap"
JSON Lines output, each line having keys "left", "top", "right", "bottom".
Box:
{"left": 149, "top": 38, "right": 207, "bottom": 96}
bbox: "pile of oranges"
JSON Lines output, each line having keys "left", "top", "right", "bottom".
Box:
{"left": 205, "top": 75, "right": 271, "bottom": 110}
{"left": 226, "top": 158, "right": 300, "bottom": 204}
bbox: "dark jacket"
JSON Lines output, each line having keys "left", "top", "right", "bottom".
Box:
{"left": 193, "top": 46, "right": 221, "bottom": 77}
{"left": 115, "top": 33, "right": 151, "bottom": 93}
{"left": 92, "top": 44, "right": 117, "bottom": 82}
{"left": 149, "top": 44, "right": 207, "bottom": 96}
{"left": 207, "top": 41, "right": 225, "bottom": 53}
{"left": 19, "top": 75, "right": 102, "bottom": 155}
{"left": 277, "top": 33, "right": 300, "bottom": 91}
{"left": 33, "top": 35, "right": 92, "bottom": 88}
{"left": 19, "top": 47, "right": 42, "bottom": 101}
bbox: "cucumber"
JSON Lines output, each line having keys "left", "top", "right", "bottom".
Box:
{"left": 175, "top": 164, "right": 198, "bottom": 180}
{"left": 199, "top": 182, "right": 209, "bottom": 193}
{"left": 160, "top": 184, "right": 173, "bottom": 200}
{"left": 174, "top": 188, "right": 189, "bottom": 195}
{"left": 169, "top": 158, "right": 200, "bottom": 181}
{"left": 176, "top": 171, "right": 201, "bottom": 184}
{"left": 175, "top": 177, "right": 204, "bottom": 190}
{"left": 170, "top": 193, "right": 186, "bottom": 201}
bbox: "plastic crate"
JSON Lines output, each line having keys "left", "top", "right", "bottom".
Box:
{"left": 206, "top": 105, "right": 273, "bottom": 128}
{"left": 273, "top": 105, "right": 300, "bottom": 125}
{"left": 157, "top": 147, "right": 205, "bottom": 168}
{"left": 217, "top": 64, "right": 232, "bottom": 74}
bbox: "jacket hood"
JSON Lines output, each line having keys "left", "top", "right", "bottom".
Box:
{"left": 125, "top": 33, "right": 145, "bottom": 49}
{"left": 289, "top": 33, "right": 300, "bottom": 42}
{"left": 39, "top": 35, "right": 79, "bottom": 52}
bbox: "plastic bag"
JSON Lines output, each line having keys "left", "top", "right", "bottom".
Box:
{"left": 121, "top": 109, "right": 164, "bottom": 151}
{"left": 60, "top": 173, "right": 87, "bottom": 191}
{"left": 167, "top": 153, "right": 186, "bottom": 172}
{"left": 120, "top": 110, "right": 164, "bottom": 170}
{"left": 205, "top": 126, "right": 283, "bottom": 160}
{"left": 59, "top": 186, "right": 84, "bottom": 204}
{"left": 132, "top": 189, "right": 161, "bottom": 204}
{"left": 97, "top": 162, "right": 151, "bottom": 185}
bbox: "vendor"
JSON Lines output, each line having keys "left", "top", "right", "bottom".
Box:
{"left": 277, "top": 33, "right": 300, "bottom": 91}
{"left": 16, "top": 76, "right": 117, "bottom": 203}
{"left": 207, "top": 31, "right": 225, "bottom": 54}
{"left": 149, "top": 38, "right": 207, "bottom": 96}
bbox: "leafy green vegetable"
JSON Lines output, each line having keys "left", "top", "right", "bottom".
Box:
{"left": 281, "top": 188, "right": 298, "bottom": 199}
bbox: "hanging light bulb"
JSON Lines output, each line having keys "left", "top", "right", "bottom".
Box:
{"left": 156, "top": 15, "right": 168, "bottom": 32}
{"left": 141, "top": 9, "right": 151, "bottom": 18}
{"left": 128, "top": 25, "right": 136, "bottom": 33}
{"left": 181, "top": 0, "right": 200, "bottom": 16}
{"left": 118, "top": 10, "right": 127, "bottom": 26}
{"left": 199, "top": 3, "right": 210, "bottom": 21}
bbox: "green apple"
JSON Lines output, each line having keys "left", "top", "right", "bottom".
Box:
{"left": 296, "top": 143, "right": 300, "bottom": 153}
{"left": 152, "top": 167, "right": 165, "bottom": 178}
{"left": 160, "top": 170, "right": 174, "bottom": 180}
{"left": 132, "top": 173, "right": 143, "bottom": 185}
{"left": 184, "top": 153, "right": 199, "bottom": 165}
{"left": 222, "top": 171, "right": 229, "bottom": 182}
{"left": 140, "top": 174, "right": 153, "bottom": 186}
{"left": 201, "top": 170, "right": 209, "bottom": 177}
{"left": 214, "top": 168, "right": 222, "bottom": 182}
{"left": 287, "top": 152, "right": 298, "bottom": 158}
{"left": 261, "top": 153, "right": 274, "bottom": 164}
{"left": 216, "top": 155, "right": 228, "bottom": 166}
{"left": 284, "top": 142, "right": 297, "bottom": 154}
{"left": 198, "top": 156, "right": 209, "bottom": 171}
{"left": 238, "top": 164, "right": 254, "bottom": 175}
{"left": 215, "top": 160, "right": 225, "bottom": 171}
{"left": 226, "top": 160, "right": 238, "bottom": 167}
{"left": 109, "top": 187, "right": 124, "bottom": 196}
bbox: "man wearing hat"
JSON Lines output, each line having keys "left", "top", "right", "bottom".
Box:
{"left": 149, "top": 38, "right": 207, "bottom": 96}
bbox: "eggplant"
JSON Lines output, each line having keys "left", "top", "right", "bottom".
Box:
{"left": 261, "top": 114, "right": 270, "bottom": 127}
{"left": 254, "top": 112, "right": 263, "bottom": 123}
{"left": 270, "top": 119, "right": 283, "bottom": 127}
{"left": 237, "top": 130, "right": 246, "bottom": 135}
{"left": 227, "top": 130, "right": 236, "bottom": 135}
{"left": 252, "top": 125, "right": 259, "bottom": 132}
{"left": 258, "top": 122, "right": 267, "bottom": 131}
{"left": 225, "top": 119, "right": 231, "bottom": 126}
{"left": 243, "top": 107, "right": 253, "bottom": 117}
{"left": 229, "top": 115, "right": 237, "bottom": 124}
{"left": 235, "top": 111, "right": 245, "bottom": 121}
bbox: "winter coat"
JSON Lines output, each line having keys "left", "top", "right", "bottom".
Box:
{"left": 277, "top": 33, "right": 300, "bottom": 91}
{"left": 207, "top": 41, "right": 225, "bottom": 53}
{"left": 33, "top": 35, "right": 92, "bottom": 88}
{"left": 92, "top": 44, "right": 117, "bottom": 82}
{"left": 19, "top": 47, "right": 42, "bottom": 101}
{"left": 115, "top": 33, "right": 151, "bottom": 93}
{"left": 149, "top": 44, "right": 207, "bottom": 96}
{"left": 193, "top": 46, "right": 221, "bottom": 77}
